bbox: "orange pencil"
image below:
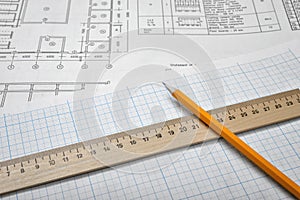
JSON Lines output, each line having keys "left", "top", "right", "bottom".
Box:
{"left": 162, "top": 82, "right": 300, "bottom": 198}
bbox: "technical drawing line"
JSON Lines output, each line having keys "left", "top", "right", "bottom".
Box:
{"left": 0, "top": 81, "right": 110, "bottom": 108}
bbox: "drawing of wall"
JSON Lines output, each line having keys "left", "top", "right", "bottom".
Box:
{"left": 21, "top": 0, "right": 71, "bottom": 24}
{"left": 0, "top": 0, "right": 24, "bottom": 27}
{"left": 38, "top": 36, "right": 66, "bottom": 53}
{"left": 0, "top": 82, "right": 110, "bottom": 108}
{"left": 0, "top": 30, "right": 13, "bottom": 49}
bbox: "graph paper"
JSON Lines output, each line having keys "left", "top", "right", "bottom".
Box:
{"left": 1, "top": 50, "right": 300, "bottom": 199}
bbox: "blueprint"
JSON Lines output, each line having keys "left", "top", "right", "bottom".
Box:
{"left": 0, "top": 0, "right": 129, "bottom": 111}
{"left": 0, "top": 0, "right": 300, "bottom": 199}
{"left": 0, "top": 0, "right": 300, "bottom": 112}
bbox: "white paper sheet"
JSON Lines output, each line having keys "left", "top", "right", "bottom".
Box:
{"left": 1, "top": 0, "right": 300, "bottom": 199}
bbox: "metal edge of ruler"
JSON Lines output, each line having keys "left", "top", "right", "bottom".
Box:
{"left": 0, "top": 89, "right": 300, "bottom": 195}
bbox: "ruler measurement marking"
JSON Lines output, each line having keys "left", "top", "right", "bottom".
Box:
{"left": 1, "top": 89, "right": 300, "bottom": 195}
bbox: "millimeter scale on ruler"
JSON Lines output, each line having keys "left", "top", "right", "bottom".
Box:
{"left": 1, "top": 89, "right": 300, "bottom": 195}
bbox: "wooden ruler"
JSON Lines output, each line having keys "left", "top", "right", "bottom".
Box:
{"left": 1, "top": 89, "right": 300, "bottom": 195}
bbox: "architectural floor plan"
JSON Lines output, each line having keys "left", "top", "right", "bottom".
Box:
{"left": 0, "top": 0, "right": 300, "bottom": 110}
{"left": 0, "top": 0, "right": 129, "bottom": 108}
{"left": 0, "top": 0, "right": 129, "bottom": 70}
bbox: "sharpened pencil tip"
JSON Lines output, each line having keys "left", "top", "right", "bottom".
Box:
{"left": 162, "top": 82, "right": 176, "bottom": 94}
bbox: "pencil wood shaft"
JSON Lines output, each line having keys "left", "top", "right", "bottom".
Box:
{"left": 169, "top": 88, "right": 300, "bottom": 199}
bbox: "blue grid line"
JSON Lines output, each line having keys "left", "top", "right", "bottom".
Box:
{"left": 1, "top": 51, "right": 300, "bottom": 199}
